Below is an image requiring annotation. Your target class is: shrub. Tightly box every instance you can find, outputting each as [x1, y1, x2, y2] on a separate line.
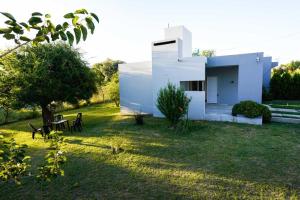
[232, 100, 271, 123]
[260, 105, 272, 123]
[0, 135, 31, 185]
[156, 82, 191, 127]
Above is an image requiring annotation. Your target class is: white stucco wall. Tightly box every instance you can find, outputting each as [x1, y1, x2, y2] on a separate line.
[119, 61, 152, 114]
[152, 40, 207, 119]
[164, 26, 192, 58]
[185, 91, 206, 119]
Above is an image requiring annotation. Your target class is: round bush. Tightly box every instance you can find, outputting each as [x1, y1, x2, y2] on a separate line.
[232, 100, 271, 123]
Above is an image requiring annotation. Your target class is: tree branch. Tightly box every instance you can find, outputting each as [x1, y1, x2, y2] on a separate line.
[0, 41, 31, 59]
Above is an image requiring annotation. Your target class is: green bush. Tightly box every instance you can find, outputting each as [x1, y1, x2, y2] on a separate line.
[260, 105, 272, 123]
[232, 100, 271, 123]
[156, 83, 191, 127]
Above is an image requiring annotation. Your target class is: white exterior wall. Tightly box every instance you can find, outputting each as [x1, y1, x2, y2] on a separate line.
[119, 61, 152, 114]
[164, 26, 192, 58]
[152, 39, 207, 119]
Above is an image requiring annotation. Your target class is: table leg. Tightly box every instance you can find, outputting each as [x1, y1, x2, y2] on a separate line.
[67, 120, 70, 131]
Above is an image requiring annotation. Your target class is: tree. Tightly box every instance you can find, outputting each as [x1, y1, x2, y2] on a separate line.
[0, 9, 99, 59]
[92, 59, 124, 82]
[156, 83, 191, 128]
[192, 49, 215, 57]
[92, 64, 106, 101]
[5, 43, 97, 125]
[107, 73, 120, 107]
[0, 53, 17, 123]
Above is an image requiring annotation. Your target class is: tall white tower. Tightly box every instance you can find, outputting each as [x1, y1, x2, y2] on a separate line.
[164, 26, 192, 58]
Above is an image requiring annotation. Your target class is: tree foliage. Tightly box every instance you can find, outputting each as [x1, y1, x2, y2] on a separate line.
[92, 59, 124, 102]
[0, 135, 31, 185]
[37, 131, 66, 182]
[0, 53, 18, 123]
[0, 9, 99, 59]
[107, 73, 120, 107]
[270, 61, 300, 100]
[92, 58, 124, 83]
[192, 49, 215, 57]
[156, 83, 191, 127]
[3, 43, 97, 124]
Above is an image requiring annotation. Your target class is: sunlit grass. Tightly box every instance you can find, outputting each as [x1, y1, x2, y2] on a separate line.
[0, 102, 299, 199]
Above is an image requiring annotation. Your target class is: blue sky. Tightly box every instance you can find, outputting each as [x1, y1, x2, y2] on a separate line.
[1, 0, 300, 65]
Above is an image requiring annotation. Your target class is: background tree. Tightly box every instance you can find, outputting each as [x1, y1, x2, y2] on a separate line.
[5, 43, 97, 125]
[92, 58, 124, 101]
[192, 49, 216, 57]
[0, 53, 17, 123]
[107, 73, 120, 107]
[0, 9, 99, 59]
[270, 60, 300, 100]
[92, 58, 124, 82]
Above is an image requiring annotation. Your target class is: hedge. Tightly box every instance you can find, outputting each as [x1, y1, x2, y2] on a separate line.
[232, 100, 271, 123]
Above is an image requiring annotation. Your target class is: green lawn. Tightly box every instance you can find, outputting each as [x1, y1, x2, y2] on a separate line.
[0, 103, 300, 199]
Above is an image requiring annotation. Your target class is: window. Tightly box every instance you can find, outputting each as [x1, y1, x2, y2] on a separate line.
[153, 40, 176, 46]
[180, 81, 204, 91]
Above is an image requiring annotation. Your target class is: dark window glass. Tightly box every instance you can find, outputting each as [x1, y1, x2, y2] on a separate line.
[153, 40, 176, 46]
[180, 81, 204, 91]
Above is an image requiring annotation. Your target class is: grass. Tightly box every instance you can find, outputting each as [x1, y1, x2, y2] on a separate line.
[0, 102, 300, 199]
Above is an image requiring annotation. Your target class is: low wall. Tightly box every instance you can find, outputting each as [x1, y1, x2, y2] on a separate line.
[205, 113, 262, 125]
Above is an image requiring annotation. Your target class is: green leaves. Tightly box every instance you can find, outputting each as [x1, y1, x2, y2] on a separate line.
[90, 13, 99, 23]
[0, 28, 12, 34]
[85, 17, 95, 34]
[0, 12, 16, 22]
[66, 31, 74, 45]
[74, 9, 88, 14]
[12, 26, 24, 34]
[20, 36, 31, 42]
[64, 13, 75, 19]
[59, 31, 67, 41]
[0, 9, 99, 56]
[80, 25, 87, 41]
[74, 28, 81, 44]
[63, 22, 69, 29]
[32, 12, 43, 16]
[28, 16, 42, 25]
[20, 22, 30, 31]
[3, 33, 15, 40]
[72, 16, 79, 26]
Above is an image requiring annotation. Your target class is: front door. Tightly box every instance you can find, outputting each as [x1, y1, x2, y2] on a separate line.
[207, 76, 218, 103]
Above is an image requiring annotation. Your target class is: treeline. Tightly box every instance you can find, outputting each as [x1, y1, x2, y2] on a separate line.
[269, 61, 300, 100]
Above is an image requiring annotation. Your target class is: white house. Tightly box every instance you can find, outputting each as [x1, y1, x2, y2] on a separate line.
[119, 26, 278, 125]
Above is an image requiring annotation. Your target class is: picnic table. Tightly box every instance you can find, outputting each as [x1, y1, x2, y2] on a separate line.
[51, 119, 70, 131]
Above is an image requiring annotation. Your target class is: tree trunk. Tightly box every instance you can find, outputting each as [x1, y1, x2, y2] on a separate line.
[41, 105, 54, 125]
[4, 108, 9, 124]
[99, 87, 105, 102]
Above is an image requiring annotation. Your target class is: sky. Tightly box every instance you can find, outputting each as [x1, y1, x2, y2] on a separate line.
[1, 0, 300, 65]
